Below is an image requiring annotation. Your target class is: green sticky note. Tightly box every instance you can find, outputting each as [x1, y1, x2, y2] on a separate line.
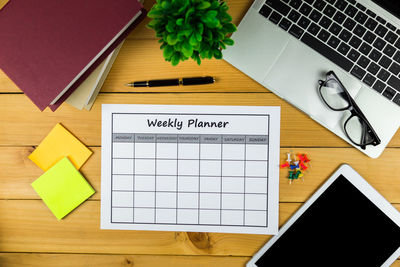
[31, 157, 95, 220]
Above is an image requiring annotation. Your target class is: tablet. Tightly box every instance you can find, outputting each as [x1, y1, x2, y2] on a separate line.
[247, 164, 400, 267]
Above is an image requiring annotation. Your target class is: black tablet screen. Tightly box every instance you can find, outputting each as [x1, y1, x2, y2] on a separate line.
[256, 175, 400, 267]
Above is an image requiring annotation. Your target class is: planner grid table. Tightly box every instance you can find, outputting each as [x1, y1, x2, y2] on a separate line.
[111, 132, 269, 227]
[101, 105, 280, 234]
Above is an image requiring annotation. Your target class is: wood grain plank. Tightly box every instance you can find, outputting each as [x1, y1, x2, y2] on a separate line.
[2, 147, 400, 204]
[0, 200, 399, 257]
[0, 200, 299, 255]
[0, 253, 250, 267]
[0, 254, 399, 267]
[4, 93, 400, 148]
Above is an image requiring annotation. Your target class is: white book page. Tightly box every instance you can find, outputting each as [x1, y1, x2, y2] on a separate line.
[101, 104, 280, 234]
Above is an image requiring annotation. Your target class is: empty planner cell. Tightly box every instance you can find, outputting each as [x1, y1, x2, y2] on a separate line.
[134, 192, 155, 207]
[112, 191, 133, 207]
[199, 193, 221, 209]
[245, 161, 268, 177]
[245, 210, 267, 226]
[112, 208, 133, 223]
[245, 194, 267, 210]
[221, 210, 243, 225]
[156, 192, 176, 208]
[178, 193, 198, 208]
[113, 143, 134, 158]
[112, 175, 133, 191]
[134, 175, 155, 191]
[246, 144, 268, 160]
[113, 159, 134, 175]
[156, 209, 176, 223]
[199, 210, 220, 225]
[177, 209, 198, 224]
[222, 194, 244, 210]
[134, 208, 155, 223]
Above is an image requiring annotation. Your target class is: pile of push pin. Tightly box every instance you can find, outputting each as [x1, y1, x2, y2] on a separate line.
[280, 153, 311, 184]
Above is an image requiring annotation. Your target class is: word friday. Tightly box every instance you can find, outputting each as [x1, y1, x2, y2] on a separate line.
[147, 118, 229, 130]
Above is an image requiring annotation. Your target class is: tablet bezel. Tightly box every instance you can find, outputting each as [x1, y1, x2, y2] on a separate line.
[247, 164, 400, 267]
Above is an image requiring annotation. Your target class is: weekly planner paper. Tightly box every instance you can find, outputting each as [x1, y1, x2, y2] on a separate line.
[101, 104, 280, 234]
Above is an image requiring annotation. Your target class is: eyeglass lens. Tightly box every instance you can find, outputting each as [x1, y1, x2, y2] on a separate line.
[320, 79, 350, 110]
[345, 115, 375, 146]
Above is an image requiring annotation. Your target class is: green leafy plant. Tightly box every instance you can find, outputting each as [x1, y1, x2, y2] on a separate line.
[147, 0, 237, 65]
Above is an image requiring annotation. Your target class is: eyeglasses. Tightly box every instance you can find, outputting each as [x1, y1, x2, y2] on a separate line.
[318, 71, 381, 150]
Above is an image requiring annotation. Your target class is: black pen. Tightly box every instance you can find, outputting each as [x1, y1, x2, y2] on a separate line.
[124, 76, 215, 87]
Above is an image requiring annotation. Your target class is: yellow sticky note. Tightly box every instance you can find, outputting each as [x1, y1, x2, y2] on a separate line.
[31, 157, 95, 220]
[29, 123, 92, 171]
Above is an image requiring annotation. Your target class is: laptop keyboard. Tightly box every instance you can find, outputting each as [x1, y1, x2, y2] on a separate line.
[259, 0, 400, 107]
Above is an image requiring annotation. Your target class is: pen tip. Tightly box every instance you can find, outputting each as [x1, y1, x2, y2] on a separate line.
[124, 83, 131, 87]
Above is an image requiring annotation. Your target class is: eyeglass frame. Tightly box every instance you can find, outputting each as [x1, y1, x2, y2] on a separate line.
[318, 71, 381, 150]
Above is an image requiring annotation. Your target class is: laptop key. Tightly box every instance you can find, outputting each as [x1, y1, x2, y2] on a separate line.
[269, 11, 282, 24]
[369, 49, 382, 62]
[373, 37, 386, 51]
[334, 0, 347, 11]
[289, 0, 302, 9]
[393, 94, 400, 106]
[298, 16, 311, 29]
[301, 33, 354, 71]
[377, 69, 390, 82]
[389, 62, 400, 75]
[393, 51, 400, 63]
[351, 65, 366, 80]
[347, 49, 360, 62]
[288, 24, 304, 38]
[338, 42, 351, 55]
[265, 0, 291, 16]
[353, 25, 366, 38]
[354, 11, 368, 24]
[327, 36, 340, 48]
[349, 36, 362, 49]
[329, 22, 342, 35]
[376, 16, 386, 25]
[379, 55, 392, 69]
[366, 9, 376, 18]
[323, 5, 336, 18]
[325, 0, 335, 4]
[308, 22, 321, 35]
[373, 80, 386, 93]
[259, 5, 273, 18]
[383, 87, 396, 100]
[384, 31, 398, 44]
[356, 3, 366, 12]
[357, 55, 370, 68]
[363, 31, 376, 44]
[333, 11, 346, 24]
[299, 3, 312, 16]
[367, 62, 380, 75]
[375, 25, 388, 38]
[310, 10, 323, 23]
[288, 10, 301, 23]
[344, 5, 357, 17]
[359, 43, 372, 56]
[318, 29, 331, 42]
[363, 73, 376, 87]
[313, 0, 326, 11]
[279, 18, 292, 31]
[339, 29, 351, 42]
[319, 16, 332, 29]
[387, 22, 396, 32]
[388, 75, 400, 92]
[343, 18, 356, 31]
[365, 18, 378, 31]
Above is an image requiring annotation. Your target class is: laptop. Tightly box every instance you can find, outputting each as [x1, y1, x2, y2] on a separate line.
[224, 0, 400, 158]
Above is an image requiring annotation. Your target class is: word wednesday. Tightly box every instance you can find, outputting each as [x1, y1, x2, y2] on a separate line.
[147, 118, 229, 130]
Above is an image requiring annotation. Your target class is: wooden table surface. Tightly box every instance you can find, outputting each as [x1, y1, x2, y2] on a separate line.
[1, 0, 400, 266]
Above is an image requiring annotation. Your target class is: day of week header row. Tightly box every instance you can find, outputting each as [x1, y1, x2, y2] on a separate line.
[113, 134, 268, 144]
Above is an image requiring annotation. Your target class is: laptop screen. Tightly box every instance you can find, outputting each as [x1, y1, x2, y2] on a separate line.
[255, 175, 400, 266]
[372, 0, 400, 19]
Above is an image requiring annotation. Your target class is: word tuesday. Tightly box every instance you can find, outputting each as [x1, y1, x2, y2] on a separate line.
[147, 118, 229, 130]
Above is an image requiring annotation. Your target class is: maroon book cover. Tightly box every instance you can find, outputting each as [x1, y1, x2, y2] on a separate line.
[0, 0, 143, 111]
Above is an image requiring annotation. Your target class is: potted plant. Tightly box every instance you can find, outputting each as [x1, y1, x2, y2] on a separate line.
[147, 0, 237, 65]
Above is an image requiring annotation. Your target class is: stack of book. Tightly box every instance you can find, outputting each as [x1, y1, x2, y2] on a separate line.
[0, 0, 146, 111]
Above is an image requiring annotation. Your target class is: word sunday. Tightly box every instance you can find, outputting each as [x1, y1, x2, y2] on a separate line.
[147, 118, 230, 130]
